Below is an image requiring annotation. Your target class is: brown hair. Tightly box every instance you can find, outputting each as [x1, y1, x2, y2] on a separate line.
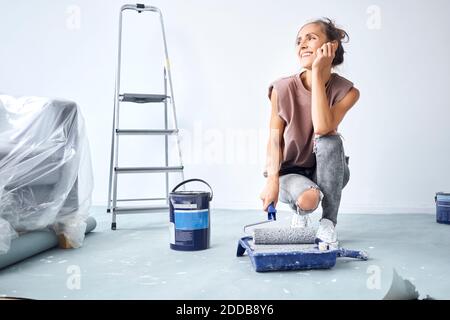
[303, 17, 349, 66]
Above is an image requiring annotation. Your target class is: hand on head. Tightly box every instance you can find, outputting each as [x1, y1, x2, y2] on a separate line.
[312, 41, 338, 72]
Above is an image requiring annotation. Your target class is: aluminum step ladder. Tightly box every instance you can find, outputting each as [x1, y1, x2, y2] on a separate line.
[107, 3, 184, 230]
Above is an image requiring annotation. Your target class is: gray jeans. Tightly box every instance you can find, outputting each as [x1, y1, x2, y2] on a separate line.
[279, 133, 350, 225]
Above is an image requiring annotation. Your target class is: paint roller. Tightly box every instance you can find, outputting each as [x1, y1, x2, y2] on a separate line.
[245, 202, 317, 245]
[253, 226, 317, 245]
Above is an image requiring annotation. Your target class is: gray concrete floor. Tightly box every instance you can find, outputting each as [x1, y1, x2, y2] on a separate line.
[0, 207, 449, 300]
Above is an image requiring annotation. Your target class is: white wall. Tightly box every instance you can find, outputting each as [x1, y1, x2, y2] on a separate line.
[1, 0, 449, 214]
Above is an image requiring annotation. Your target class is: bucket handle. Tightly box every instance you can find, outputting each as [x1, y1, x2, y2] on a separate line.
[171, 179, 213, 201]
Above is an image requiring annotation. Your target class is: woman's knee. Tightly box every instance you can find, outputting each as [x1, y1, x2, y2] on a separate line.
[296, 187, 321, 212]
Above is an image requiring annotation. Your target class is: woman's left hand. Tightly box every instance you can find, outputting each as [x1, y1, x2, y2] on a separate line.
[312, 41, 337, 75]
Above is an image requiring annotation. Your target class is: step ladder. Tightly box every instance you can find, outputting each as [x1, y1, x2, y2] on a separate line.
[107, 3, 185, 230]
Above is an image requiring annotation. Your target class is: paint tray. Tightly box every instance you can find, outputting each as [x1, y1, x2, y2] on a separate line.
[236, 236, 368, 272]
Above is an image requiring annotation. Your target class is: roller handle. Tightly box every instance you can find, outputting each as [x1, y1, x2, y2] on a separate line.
[267, 202, 277, 221]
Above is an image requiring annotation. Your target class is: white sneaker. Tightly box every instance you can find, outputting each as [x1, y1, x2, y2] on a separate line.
[291, 212, 311, 228]
[315, 218, 338, 248]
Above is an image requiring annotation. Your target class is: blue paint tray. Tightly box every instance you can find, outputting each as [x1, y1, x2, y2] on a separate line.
[236, 236, 368, 272]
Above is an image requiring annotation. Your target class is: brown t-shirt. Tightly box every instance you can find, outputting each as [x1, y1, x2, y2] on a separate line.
[268, 71, 354, 175]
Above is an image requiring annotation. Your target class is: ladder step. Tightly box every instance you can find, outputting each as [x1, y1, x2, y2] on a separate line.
[113, 205, 170, 214]
[120, 93, 169, 103]
[116, 129, 178, 135]
[115, 166, 184, 174]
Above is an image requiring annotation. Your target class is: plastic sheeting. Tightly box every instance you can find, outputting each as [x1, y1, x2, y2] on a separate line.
[0, 95, 93, 254]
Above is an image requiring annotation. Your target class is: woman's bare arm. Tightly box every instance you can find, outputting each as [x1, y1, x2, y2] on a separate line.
[311, 70, 360, 135]
[260, 89, 285, 210]
[265, 89, 285, 178]
[311, 42, 360, 135]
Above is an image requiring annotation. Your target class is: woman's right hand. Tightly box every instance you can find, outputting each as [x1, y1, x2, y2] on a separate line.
[259, 177, 279, 211]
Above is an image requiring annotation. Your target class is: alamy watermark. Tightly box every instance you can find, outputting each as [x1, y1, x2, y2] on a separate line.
[178, 122, 269, 167]
[66, 265, 81, 290]
[367, 5, 382, 30]
[66, 5, 81, 31]
[366, 265, 381, 290]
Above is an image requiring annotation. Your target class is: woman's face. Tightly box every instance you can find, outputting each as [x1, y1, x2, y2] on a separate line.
[296, 23, 328, 69]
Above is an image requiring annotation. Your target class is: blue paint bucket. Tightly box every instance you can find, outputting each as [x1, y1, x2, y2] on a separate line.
[169, 179, 213, 251]
[435, 192, 450, 224]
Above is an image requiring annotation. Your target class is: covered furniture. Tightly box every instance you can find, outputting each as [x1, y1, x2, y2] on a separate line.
[0, 95, 93, 254]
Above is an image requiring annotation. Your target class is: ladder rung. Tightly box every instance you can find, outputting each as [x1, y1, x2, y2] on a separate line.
[119, 93, 169, 103]
[117, 197, 167, 202]
[113, 205, 169, 214]
[115, 166, 184, 174]
[116, 129, 178, 135]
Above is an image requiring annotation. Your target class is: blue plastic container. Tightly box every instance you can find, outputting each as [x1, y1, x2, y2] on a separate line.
[169, 179, 213, 251]
[436, 192, 450, 224]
